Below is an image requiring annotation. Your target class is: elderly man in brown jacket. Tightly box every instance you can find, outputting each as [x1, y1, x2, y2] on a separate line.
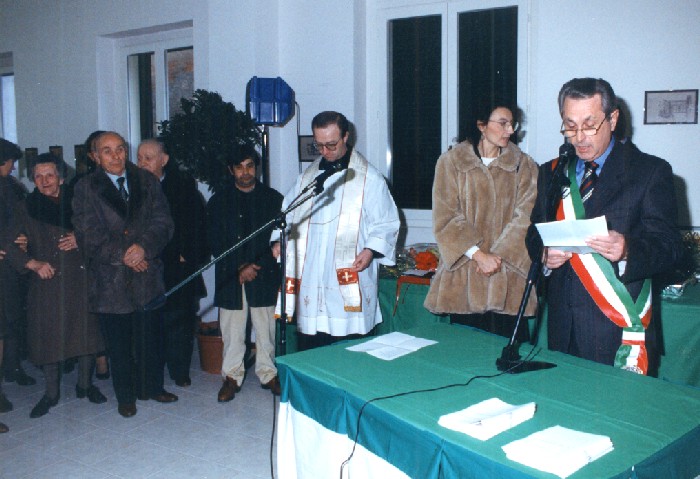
[72, 131, 175, 418]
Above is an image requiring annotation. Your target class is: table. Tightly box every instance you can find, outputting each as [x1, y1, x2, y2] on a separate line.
[658, 283, 700, 387]
[276, 323, 700, 479]
[376, 275, 448, 334]
[378, 277, 700, 388]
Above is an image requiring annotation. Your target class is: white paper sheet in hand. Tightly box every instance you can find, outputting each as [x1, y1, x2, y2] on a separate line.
[438, 398, 536, 441]
[535, 215, 608, 254]
[502, 425, 614, 478]
[346, 332, 437, 360]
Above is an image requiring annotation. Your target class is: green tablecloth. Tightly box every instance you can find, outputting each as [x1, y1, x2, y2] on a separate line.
[377, 277, 700, 388]
[658, 283, 700, 387]
[278, 323, 700, 479]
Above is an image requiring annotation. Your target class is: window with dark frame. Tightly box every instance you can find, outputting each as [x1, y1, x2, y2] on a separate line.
[127, 46, 193, 143]
[458, 7, 518, 143]
[389, 15, 442, 210]
[389, 6, 518, 211]
[128, 52, 156, 141]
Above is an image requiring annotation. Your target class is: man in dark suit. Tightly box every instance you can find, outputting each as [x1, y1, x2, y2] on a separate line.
[0, 138, 27, 433]
[72, 131, 176, 418]
[0, 140, 35, 388]
[207, 146, 283, 401]
[526, 78, 684, 375]
[137, 138, 208, 387]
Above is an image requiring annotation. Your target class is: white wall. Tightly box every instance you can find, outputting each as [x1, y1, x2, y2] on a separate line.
[1, 0, 699, 319]
[527, 0, 700, 228]
[0, 0, 208, 162]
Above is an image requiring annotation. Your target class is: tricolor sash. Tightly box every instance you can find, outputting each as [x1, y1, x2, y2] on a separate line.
[552, 159, 652, 374]
[276, 151, 368, 319]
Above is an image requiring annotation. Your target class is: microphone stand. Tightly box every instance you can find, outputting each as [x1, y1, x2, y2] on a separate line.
[144, 168, 339, 358]
[496, 143, 574, 374]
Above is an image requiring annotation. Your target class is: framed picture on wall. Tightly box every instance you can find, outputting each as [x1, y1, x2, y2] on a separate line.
[644, 89, 698, 124]
[298, 135, 319, 162]
[49, 145, 64, 159]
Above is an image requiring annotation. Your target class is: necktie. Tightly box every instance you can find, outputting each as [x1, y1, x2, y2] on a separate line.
[579, 161, 598, 203]
[117, 177, 129, 203]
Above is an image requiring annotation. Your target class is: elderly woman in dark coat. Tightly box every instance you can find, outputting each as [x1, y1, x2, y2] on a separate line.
[18, 153, 106, 418]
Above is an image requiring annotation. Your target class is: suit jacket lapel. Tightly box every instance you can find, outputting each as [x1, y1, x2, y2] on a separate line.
[94, 169, 128, 218]
[125, 164, 143, 219]
[585, 141, 626, 218]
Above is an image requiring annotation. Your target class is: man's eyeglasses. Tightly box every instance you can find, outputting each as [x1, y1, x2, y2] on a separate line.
[313, 139, 342, 152]
[560, 117, 608, 138]
[488, 120, 519, 132]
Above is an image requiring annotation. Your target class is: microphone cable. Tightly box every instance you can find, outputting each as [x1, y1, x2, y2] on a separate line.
[338, 345, 546, 478]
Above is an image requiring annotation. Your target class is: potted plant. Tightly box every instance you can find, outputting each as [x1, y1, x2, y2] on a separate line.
[159, 90, 261, 373]
[159, 89, 261, 193]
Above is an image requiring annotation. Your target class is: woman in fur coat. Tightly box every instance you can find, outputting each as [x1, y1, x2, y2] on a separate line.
[424, 100, 538, 341]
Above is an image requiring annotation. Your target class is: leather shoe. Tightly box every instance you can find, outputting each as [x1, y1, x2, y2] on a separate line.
[262, 376, 281, 396]
[151, 390, 178, 403]
[217, 377, 240, 402]
[0, 393, 13, 413]
[5, 367, 37, 386]
[0, 421, 7, 434]
[76, 385, 107, 404]
[118, 402, 137, 418]
[30, 395, 59, 418]
[175, 377, 191, 387]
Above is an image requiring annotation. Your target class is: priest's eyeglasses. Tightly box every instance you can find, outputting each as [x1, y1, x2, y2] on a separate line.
[560, 118, 608, 138]
[488, 120, 520, 132]
[313, 139, 341, 151]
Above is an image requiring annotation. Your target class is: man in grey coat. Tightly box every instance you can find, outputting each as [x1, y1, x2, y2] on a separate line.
[72, 132, 176, 418]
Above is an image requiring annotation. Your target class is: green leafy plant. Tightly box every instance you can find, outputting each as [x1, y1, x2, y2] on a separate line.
[159, 89, 261, 193]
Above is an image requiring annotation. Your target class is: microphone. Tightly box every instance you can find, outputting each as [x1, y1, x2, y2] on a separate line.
[313, 161, 345, 194]
[554, 141, 575, 194]
[559, 141, 576, 161]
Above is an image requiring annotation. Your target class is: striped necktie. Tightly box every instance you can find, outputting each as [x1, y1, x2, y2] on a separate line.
[579, 161, 598, 203]
[117, 177, 129, 203]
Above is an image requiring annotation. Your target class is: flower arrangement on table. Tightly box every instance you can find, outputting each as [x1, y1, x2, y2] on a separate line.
[380, 243, 440, 279]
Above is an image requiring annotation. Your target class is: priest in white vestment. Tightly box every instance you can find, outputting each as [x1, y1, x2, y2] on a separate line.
[273, 111, 400, 349]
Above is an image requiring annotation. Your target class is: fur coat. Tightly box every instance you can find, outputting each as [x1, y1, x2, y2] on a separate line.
[72, 163, 173, 313]
[21, 186, 104, 364]
[424, 141, 538, 316]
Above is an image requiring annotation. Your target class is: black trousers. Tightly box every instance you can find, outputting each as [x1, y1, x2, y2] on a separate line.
[449, 312, 531, 343]
[160, 305, 197, 382]
[296, 330, 371, 352]
[1, 263, 27, 371]
[99, 311, 163, 404]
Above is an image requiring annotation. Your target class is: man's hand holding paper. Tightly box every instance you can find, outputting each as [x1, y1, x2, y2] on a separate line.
[536, 216, 626, 268]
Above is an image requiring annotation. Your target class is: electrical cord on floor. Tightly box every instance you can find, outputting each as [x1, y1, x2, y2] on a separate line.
[338, 346, 544, 478]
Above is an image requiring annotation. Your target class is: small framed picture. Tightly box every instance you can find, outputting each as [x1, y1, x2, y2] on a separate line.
[74, 144, 89, 175]
[49, 145, 64, 160]
[644, 89, 698, 124]
[23, 147, 38, 179]
[298, 135, 319, 162]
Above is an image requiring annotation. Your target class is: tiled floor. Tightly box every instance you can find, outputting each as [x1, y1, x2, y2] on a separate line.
[0, 354, 279, 479]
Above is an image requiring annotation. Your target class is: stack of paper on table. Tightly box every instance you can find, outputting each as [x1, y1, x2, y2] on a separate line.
[345, 332, 437, 360]
[502, 425, 614, 478]
[438, 398, 536, 440]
